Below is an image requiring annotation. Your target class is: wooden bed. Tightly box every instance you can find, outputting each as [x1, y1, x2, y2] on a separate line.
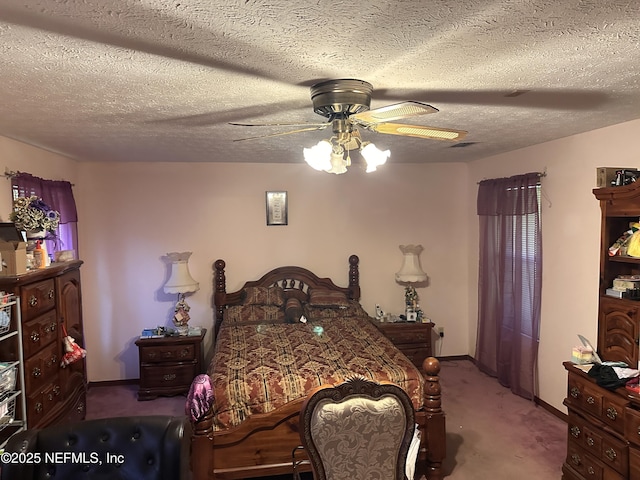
[190, 254, 446, 480]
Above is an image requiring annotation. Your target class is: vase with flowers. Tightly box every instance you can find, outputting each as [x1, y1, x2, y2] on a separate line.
[9, 195, 60, 242]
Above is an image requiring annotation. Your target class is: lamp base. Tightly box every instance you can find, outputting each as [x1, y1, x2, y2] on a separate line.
[175, 324, 189, 336]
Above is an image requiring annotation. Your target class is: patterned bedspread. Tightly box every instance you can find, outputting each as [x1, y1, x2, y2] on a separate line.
[211, 315, 425, 431]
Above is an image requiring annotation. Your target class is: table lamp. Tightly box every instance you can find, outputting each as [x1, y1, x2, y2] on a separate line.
[395, 244, 427, 322]
[164, 252, 199, 335]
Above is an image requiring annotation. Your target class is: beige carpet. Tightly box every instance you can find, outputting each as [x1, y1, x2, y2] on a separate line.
[86, 358, 567, 479]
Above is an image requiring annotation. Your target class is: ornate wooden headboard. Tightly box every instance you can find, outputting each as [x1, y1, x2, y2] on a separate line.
[213, 254, 361, 339]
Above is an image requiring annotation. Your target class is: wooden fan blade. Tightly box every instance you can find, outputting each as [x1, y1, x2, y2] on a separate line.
[229, 121, 329, 127]
[370, 123, 467, 141]
[351, 101, 438, 124]
[232, 125, 329, 142]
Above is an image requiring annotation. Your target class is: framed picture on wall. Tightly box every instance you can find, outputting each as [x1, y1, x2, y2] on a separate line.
[266, 191, 288, 226]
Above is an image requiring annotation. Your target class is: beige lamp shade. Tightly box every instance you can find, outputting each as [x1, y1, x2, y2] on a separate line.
[164, 252, 199, 294]
[395, 244, 427, 283]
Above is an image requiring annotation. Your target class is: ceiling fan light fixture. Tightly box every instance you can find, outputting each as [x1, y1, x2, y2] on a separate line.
[303, 140, 332, 171]
[361, 142, 390, 173]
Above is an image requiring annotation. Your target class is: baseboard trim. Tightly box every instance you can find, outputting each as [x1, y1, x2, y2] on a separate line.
[534, 396, 567, 423]
[88, 379, 138, 389]
[438, 355, 567, 423]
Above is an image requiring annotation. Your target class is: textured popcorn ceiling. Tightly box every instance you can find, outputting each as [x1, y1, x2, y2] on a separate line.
[0, 0, 639, 165]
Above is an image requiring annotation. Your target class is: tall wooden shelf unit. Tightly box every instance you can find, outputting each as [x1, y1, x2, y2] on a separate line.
[0, 261, 86, 429]
[562, 182, 640, 480]
[593, 183, 640, 366]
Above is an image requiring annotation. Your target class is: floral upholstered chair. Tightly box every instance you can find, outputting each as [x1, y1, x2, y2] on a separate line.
[295, 377, 416, 480]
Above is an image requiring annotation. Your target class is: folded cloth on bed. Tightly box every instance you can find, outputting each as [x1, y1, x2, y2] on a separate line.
[186, 374, 214, 423]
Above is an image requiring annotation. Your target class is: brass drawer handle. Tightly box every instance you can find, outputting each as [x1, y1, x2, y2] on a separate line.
[32, 367, 41, 377]
[179, 348, 189, 358]
[48, 289, 54, 299]
[147, 352, 157, 359]
[606, 407, 618, 420]
[29, 295, 38, 307]
[587, 396, 595, 405]
[587, 466, 595, 475]
[570, 387, 580, 398]
[35, 402, 43, 413]
[163, 373, 177, 382]
[53, 385, 61, 396]
[570, 426, 580, 438]
[606, 448, 617, 461]
[77, 401, 85, 413]
[571, 453, 581, 466]
[30, 332, 40, 343]
[586, 436, 594, 447]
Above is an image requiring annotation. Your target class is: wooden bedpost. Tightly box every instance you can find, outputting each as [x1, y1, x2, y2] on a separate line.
[191, 409, 215, 480]
[348, 254, 361, 301]
[214, 259, 227, 341]
[421, 357, 445, 480]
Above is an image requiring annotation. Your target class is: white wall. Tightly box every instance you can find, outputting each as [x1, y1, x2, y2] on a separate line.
[75, 161, 470, 381]
[7, 117, 640, 413]
[467, 118, 640, 411]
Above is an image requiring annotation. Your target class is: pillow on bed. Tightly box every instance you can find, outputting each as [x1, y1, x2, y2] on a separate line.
[303, 300, 370, 320]
[284, 297, 304, 323]
[242, 286, 285, 306]
[308, 288, 350, 308]
[224, 304, 285, 324]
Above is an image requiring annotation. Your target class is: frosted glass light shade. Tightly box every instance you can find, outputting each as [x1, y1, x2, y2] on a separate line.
[303, 140, 332, 171]
[361, 142, 390, 173]
[395, 244, 427, 283]
[164, 252, 199, 294]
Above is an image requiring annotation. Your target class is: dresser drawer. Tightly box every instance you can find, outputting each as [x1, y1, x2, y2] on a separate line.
[568, 411, 628, 476]
[567, 371, 629, 435]
[630, 447, 640, 480]
[22, 310, 58, 357]
[27, 380, 63, 427]
[25, 343, 60, 393]
[21, 279, 56, 321]
[566, 441, 605, 480]
[139, 343, 195, 363]
[139, 363, 196, 389]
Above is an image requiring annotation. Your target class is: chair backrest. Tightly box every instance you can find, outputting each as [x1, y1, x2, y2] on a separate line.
[0, 415, 191, 480]
[299, 377, 415, 480]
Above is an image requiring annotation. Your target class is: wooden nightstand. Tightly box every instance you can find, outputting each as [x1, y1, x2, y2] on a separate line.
[135, 330, 206, 401]
[374, 321, 434, 369]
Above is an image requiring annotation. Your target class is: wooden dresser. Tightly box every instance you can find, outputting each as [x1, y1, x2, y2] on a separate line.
[563, 362, 636, 479]
[374, 321, 434, 369]
[0, 261, 86, 428]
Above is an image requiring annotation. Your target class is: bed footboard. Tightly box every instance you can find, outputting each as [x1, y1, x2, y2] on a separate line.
[191, 356, 445, 480]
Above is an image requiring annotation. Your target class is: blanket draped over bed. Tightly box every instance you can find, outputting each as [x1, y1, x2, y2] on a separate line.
[190, 255, 445, 480]
[212, 315, 424, 431]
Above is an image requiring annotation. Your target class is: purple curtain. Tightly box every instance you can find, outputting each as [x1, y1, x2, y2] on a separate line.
[475, 172, 542, 400]
[12, 173, 78, 255]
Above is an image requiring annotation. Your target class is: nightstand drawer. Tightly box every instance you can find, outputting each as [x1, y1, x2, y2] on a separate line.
[398, 347, 429, 370]
[382, 328, 429, 345]
[139, 343, 195, 363]
[139, 363, 196, 389]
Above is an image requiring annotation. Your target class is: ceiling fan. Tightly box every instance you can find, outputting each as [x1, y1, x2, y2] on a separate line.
[230, 79, 468, 174]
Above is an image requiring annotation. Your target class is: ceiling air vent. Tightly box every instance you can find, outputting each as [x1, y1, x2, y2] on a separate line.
[449, 142, 477, 148]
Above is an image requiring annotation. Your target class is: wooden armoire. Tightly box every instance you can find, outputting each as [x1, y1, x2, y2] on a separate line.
[0, 260, 86, 428]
